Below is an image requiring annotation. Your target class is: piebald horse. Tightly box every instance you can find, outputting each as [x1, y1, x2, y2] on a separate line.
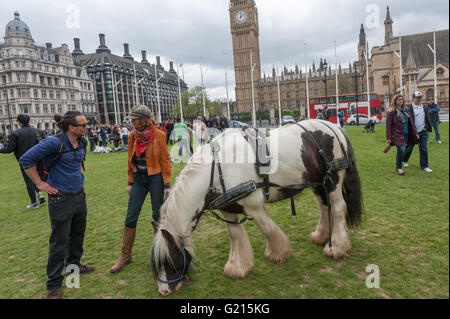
[150, 120, 363, 296]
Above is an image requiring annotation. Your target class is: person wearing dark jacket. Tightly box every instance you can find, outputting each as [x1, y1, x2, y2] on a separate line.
[386, 94, 419, 175]
[0, 114, 45, 208]
[403, 91, 433, 173]
[427, 97, 442, 144]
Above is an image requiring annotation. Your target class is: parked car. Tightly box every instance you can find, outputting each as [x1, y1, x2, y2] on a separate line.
[282, 115, 296, 126]
[229, 120, 249, 129]
[346, 114, 379, 125]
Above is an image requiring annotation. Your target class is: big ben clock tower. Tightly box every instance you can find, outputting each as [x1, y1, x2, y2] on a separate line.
[229, 0, 261, 114]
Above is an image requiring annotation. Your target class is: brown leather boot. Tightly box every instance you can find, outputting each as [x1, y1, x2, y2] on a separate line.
[47, 288, 62, 299]
[110, 227, 136, 274]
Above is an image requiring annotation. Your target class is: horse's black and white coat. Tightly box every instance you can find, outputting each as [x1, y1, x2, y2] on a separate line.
[150, 120, 363, 295]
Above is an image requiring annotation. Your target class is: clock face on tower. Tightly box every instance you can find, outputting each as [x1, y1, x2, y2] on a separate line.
[235, 10, 248, 24]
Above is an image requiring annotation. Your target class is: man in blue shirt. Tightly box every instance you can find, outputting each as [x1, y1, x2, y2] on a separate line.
[20, 111, 94, 299]
[427, 97, 442, 144]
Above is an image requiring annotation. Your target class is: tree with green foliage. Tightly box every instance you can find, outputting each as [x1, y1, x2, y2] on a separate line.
[172, 86, 213, 120]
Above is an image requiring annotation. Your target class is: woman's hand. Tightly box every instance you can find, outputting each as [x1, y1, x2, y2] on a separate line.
[127, 185, 133, 196]
[164, 188, 171, 198]
[386, 140, 391, 144]
[416, 135, 419, 140]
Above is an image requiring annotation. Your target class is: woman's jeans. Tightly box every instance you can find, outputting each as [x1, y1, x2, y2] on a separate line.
[395, 135, 408, 170]
[125, 173, 164, 228]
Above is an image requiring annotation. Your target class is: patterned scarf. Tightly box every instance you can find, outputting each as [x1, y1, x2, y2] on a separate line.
[396, 106, 409, 124]
[134, 126, 156, 157]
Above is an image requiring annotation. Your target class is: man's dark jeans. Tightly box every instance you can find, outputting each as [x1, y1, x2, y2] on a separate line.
[125, 173, 164, 228]
[404, 130, 429, 169]
[19, 165, 39, 204]
[432, 121, 441, 142]
[47, 191, 87, 290]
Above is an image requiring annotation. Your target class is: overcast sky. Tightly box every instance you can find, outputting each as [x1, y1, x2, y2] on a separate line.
[1, 0, 448, 100]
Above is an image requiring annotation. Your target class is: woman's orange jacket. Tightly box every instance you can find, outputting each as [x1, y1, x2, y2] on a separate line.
[127, 129, 171, 186]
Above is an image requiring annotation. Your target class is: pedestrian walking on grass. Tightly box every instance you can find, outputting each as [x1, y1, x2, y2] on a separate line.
[110, 105, 171, 274]
[19, 111, 94, 299]
[173, 118, 191, 160]
[403, 91, 434, 173]
[0, 114, 46, 209]
[427, 97, 442, 144]
[386, 94, 419, 176]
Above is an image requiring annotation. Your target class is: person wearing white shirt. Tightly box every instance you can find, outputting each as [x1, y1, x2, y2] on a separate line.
[121, 125, 129, 146]
[403, 91, 433, 173]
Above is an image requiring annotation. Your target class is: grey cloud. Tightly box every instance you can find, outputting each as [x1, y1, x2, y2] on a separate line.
[0, 0, 448, 101]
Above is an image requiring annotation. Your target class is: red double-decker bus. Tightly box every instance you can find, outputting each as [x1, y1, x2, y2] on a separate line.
[309, 93, 383, 124]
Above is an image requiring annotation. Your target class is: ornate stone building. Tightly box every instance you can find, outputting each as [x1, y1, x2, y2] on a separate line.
[229, 0, 364, 117]
[0, 12, 97, 134]
[368, 7, 449, 107]
[73, 34, 188, 124]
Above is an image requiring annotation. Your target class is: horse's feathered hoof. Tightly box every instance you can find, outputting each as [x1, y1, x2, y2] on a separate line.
[322, 243, 351, 259]
[310, 231, 330, 246]
[224, 259, 254, 279]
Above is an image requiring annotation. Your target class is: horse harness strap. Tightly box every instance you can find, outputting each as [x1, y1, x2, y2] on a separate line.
[157, 235, 188, 285]
[202, 122, 349, 250]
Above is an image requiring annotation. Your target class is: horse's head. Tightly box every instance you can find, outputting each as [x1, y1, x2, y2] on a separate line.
[150, 221, 193, 296]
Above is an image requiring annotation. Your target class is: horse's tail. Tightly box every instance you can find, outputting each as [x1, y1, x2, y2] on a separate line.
[341, 129, 363, 227]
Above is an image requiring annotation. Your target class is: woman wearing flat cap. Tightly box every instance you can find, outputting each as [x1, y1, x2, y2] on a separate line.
[110, 105, 171, 274]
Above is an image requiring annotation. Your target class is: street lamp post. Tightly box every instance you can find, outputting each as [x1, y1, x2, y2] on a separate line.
[154, 62, 164, 123]
[6, 94, 13, 134]
[427, 28, 438, 104]
[111, 68, 123, 125]
[323, 59, 329, 116]
[250, 49, 257, 127]
[354, 65, 360, 126]
[176, 62, 184, 123]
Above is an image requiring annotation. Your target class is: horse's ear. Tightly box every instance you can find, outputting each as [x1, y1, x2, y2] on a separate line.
[151, 220, 159, 233]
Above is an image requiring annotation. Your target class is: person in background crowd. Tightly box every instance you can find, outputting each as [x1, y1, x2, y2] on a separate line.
[100, 125, 107, 147]
[165, 119, 175, 145]
[110, 106, 171, 274]
[186, 122, 194, 155]
[112, 125, 121, 148]
[403, 91, 433, 173]
[427, 97, 442, 144]
[323, 107, 330, 121]
[19, 111, 94, 299]
[1, 114, 46, 209]
[386, 94, 419, 176]
[220, 115, 229, 130]
[317, 110, 324, 120]
[173, 118, 190, 160]
[87, 127, 95, 152]
[121, 125, 129, 146]
[337, 110, 345, 127]
[215, 115, 222, 131]
[194, 116, 207, 145]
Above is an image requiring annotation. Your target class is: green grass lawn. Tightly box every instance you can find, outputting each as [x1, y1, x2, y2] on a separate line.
[0, 123, 448, 299]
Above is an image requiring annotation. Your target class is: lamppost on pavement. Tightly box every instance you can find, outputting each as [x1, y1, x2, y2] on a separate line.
[154, 62, 164, 123]
[323, 59, 329, 117]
